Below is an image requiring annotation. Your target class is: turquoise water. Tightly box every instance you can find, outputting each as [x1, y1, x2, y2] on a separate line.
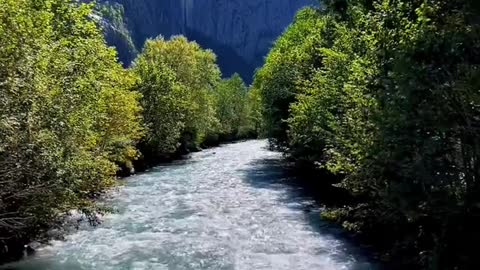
[3, 140, 377, 270]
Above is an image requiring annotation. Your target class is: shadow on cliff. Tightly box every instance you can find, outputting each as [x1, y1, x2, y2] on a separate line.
[186, 29, 255, 84]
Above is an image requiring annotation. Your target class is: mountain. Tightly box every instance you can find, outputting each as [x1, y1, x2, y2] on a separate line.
[97, 0, 316, 83]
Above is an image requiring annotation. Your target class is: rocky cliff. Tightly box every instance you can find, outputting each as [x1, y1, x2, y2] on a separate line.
[100, 0, 316, 82]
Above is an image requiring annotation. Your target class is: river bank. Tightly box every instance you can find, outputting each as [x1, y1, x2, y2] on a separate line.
[0, 137, 255, 265]
[2, 140, 379, 270]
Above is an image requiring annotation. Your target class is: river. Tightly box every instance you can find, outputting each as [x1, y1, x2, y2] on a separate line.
[3, 140, 378, 270]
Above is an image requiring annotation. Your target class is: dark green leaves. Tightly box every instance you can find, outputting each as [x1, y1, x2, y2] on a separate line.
[255, 1, 480, 268]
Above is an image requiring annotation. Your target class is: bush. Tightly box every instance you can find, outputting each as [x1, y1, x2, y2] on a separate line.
[255, 1, 480, 268]
[0, 0, 143, 259]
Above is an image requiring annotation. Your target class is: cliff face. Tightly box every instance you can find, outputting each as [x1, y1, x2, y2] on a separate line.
[103, 0, 315, 82]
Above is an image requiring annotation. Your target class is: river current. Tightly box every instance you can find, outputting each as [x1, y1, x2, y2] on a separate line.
[4, 140, 377, 270]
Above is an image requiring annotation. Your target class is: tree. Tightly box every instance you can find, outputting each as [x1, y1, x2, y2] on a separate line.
[214, 74, 249, 139]
[0, 0, 143, 259]
[256, 0, 480, 268]
[132, 36, 221, 158]
[253, 7, 329, 148]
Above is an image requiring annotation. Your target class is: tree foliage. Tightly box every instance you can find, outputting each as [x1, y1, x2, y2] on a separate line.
[0, 0, 143, 259]
[253, 8, 329, 148]
[214, 73, 250, 139]
[0, 0, 266, 263]
[255, 0, 480, 268]
[133, 36, 261, 163]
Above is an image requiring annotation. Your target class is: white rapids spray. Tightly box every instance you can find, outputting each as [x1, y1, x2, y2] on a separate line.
[3, 140, 377, 270]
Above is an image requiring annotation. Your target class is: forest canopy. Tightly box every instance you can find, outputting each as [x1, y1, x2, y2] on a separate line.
[0, 0, 260, 261]
[132, 36, 262, 165]
[3, 0, 479, 268]
[254, 0, 480, 269]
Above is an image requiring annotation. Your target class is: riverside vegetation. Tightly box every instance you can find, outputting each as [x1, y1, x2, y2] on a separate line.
[2, 0, 479, 269]
[0, 0, 261, 261]
[254, 0, 480, 269]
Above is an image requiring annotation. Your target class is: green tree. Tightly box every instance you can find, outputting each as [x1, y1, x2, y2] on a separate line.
[214, 74, 249, 139]
[0, 0, 143, 259]
[256, 0, 480, 268]
[133, 36, 221, 158]
[253, 7, 329, 148]
[243, 86, 264, 138]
